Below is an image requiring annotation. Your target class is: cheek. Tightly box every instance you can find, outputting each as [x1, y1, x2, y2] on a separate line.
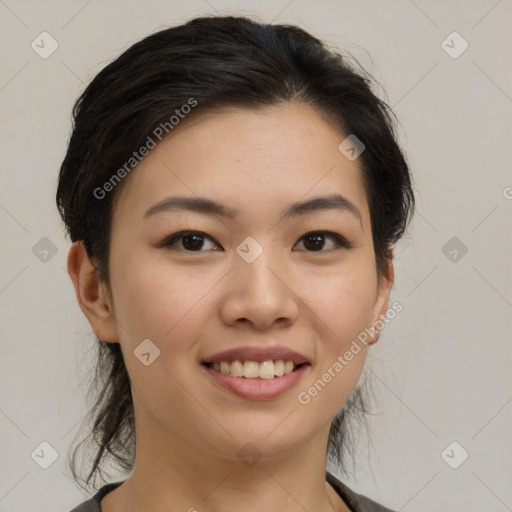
[303, 262, 377, 349]
[111, 259, 215, 420]
[111, 257, 218, 344]
[295, 268, 374, 422]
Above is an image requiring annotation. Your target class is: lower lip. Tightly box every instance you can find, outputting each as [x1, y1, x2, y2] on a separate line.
[201, 364, 310, 400]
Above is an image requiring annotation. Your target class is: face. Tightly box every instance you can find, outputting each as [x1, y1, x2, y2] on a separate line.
[87, 101, 393, 462]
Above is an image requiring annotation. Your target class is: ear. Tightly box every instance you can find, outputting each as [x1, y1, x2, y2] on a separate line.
[367, 253, 395, 346]
[67, 241, 119, 343]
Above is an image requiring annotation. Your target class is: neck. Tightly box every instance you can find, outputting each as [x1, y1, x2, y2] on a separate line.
[102, 412, 345, 512]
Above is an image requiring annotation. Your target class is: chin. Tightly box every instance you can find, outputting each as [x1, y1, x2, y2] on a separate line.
[212, 411, 316, 459]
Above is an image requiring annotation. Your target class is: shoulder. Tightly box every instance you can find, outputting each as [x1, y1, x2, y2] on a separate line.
[68, 482, 124, 512]
[326, 471, 396, 512]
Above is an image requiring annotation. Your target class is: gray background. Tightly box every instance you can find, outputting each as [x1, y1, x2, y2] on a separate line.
[0, 1, 511, 511]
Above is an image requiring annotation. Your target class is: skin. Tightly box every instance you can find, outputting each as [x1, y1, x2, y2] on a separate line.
[68, 100, 394, 512]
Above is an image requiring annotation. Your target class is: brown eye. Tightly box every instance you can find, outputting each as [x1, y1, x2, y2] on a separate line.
[163, 231, 221, 252]
[294, 231, 352, 252]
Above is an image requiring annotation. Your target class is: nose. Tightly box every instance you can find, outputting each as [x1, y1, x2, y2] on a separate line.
[218, 248, 300, 331]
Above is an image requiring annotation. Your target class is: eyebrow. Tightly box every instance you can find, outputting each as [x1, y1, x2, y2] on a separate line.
[143, 193, 363, 227]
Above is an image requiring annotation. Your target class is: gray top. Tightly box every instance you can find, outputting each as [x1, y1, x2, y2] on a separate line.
[69, 471, 396, 512]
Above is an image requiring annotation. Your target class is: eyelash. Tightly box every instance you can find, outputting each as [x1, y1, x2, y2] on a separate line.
[161, 230, 353, 253]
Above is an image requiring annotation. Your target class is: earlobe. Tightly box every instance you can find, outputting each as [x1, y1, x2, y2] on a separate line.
[367, 257, 395, 346]
[67, 241, 119, 343]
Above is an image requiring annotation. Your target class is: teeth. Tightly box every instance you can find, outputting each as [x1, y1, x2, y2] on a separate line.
[231, 360, 244, 377]
[274, 360, 285, 376]
[243, 361, 259, 378]
[258, 360, 274, 380]
[208, 359, 301, 379]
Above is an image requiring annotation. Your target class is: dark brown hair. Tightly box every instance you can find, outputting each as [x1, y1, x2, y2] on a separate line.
[56, 14, 415, 491]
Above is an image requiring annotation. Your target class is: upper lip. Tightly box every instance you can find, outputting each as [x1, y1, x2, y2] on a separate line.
[202, 346, 310, 365]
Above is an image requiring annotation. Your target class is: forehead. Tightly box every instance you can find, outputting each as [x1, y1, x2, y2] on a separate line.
[111, 101, 369, 227]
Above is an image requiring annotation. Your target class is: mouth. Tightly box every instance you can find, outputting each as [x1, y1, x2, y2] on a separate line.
[200, 345, 311, 400]
[202, 360, 311, 380]
[200, 359, 311, 400]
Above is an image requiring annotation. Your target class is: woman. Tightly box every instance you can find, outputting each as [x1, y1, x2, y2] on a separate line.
[57, 14, 415, 512]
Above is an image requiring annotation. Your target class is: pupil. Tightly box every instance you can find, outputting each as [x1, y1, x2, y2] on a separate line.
[304, 234, 324, 251]
[183, 234, 203, 250]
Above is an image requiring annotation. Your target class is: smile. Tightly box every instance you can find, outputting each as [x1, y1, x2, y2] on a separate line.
[201, 360, 311, 400]
[203, 359, 308, 379]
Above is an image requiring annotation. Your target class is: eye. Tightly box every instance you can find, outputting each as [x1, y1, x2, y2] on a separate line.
[294, 231, 352, 252]
[162, 231, 221, 252]
[161, 230, 352, 253]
